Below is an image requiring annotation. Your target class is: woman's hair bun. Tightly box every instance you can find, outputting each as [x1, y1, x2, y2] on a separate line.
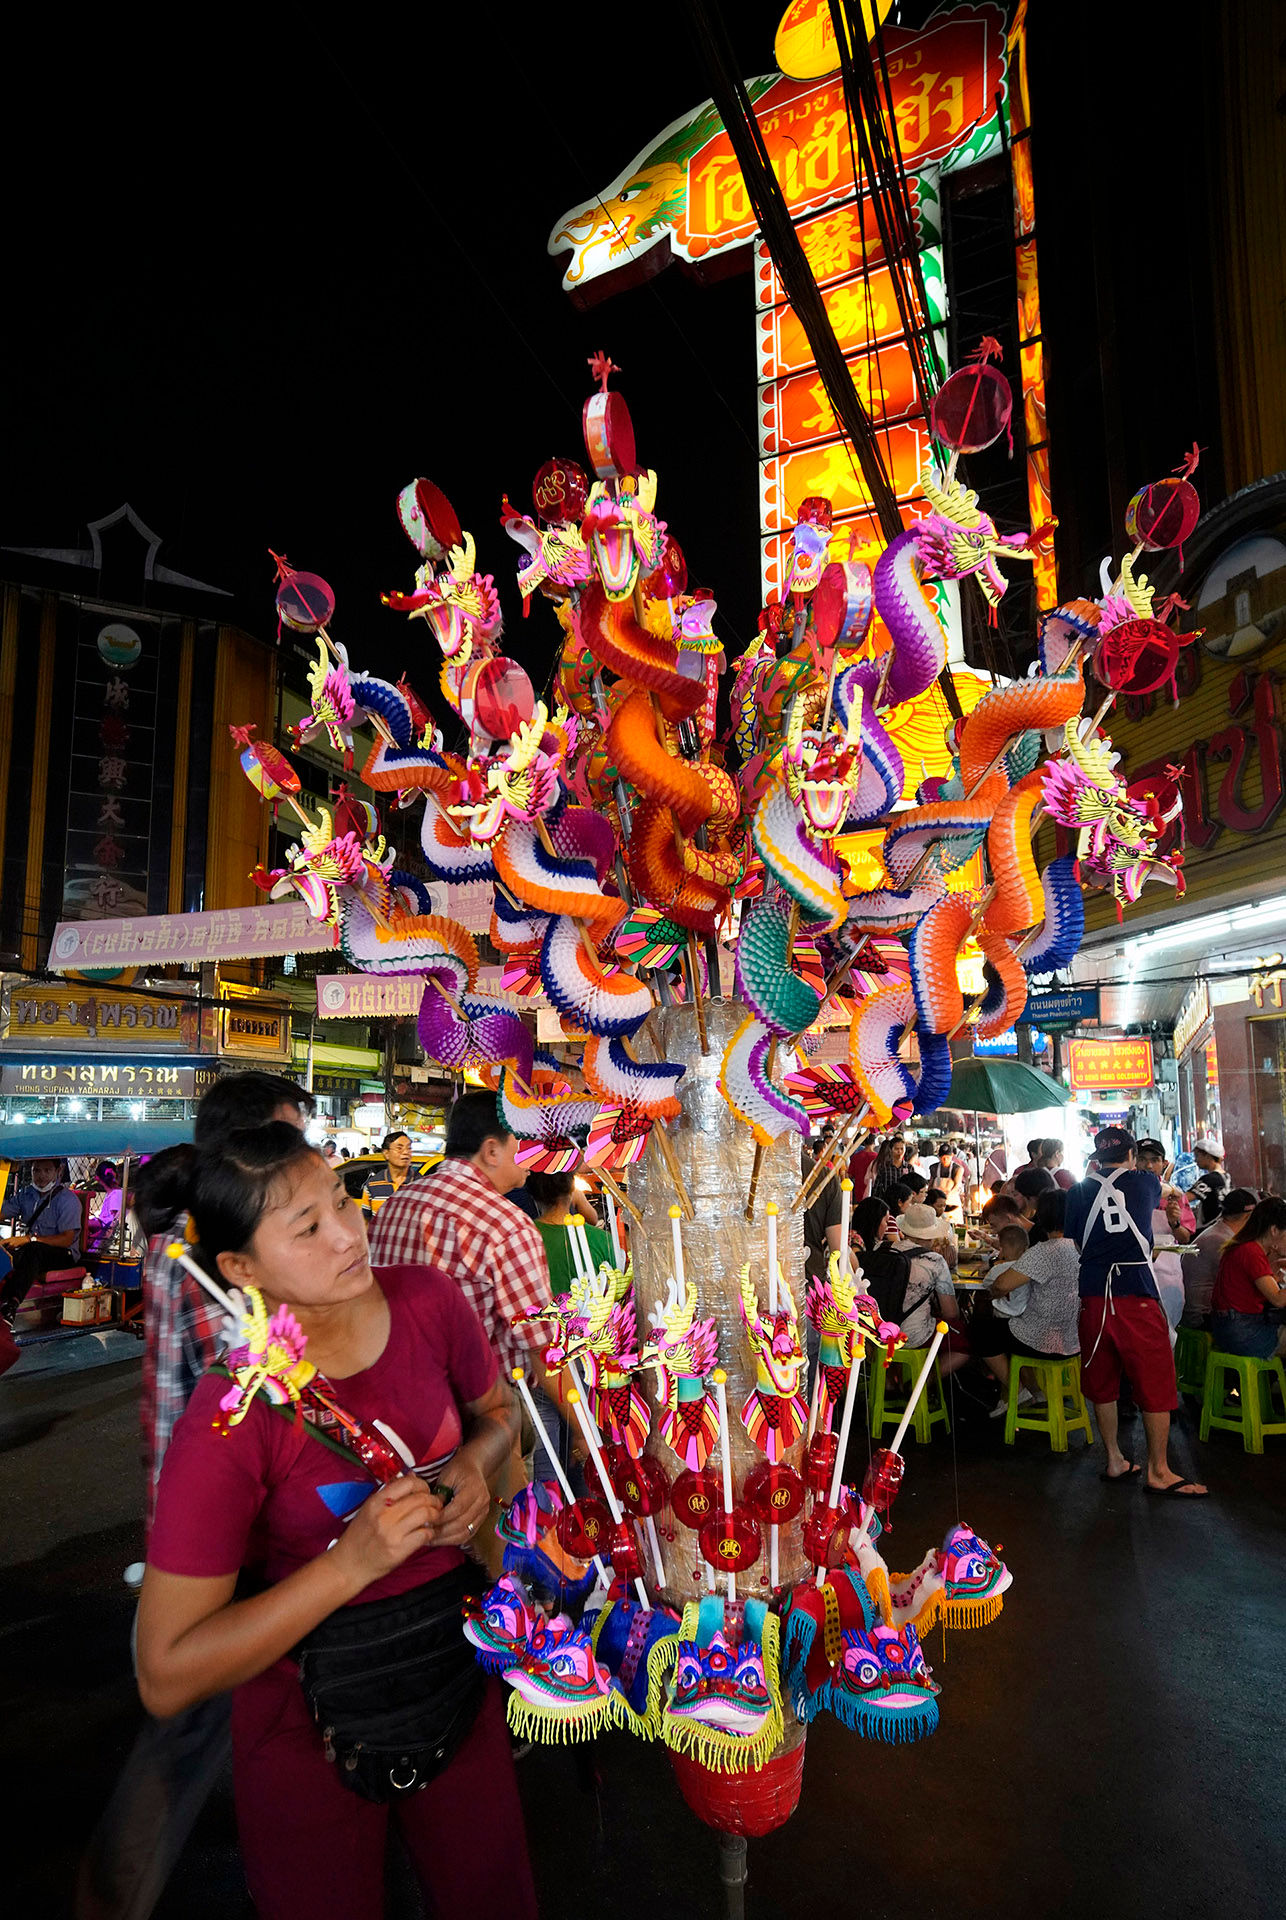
[134, 1143, 199, 1238]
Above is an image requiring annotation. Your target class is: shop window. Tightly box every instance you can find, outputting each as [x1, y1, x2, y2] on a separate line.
[1253, 1018, 1286, 1197]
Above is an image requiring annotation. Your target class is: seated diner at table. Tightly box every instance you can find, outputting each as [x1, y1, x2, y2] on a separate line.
[971, 1189, 1081, 1413]
[1209, 1196, 1286, 1359]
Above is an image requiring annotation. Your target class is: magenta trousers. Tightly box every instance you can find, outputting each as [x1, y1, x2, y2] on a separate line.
[231, 1667, 537, 1920]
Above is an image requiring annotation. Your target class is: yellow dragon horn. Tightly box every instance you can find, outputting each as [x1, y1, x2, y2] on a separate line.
[921, 465, 982, 529]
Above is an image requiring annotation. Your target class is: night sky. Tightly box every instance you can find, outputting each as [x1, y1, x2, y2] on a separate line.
[1, 3, 1220, 701]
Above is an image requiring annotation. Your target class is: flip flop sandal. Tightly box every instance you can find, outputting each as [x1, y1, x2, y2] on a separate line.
[1099, 1463, 1142, 1481]
[1145, 1477, 1209, 1497]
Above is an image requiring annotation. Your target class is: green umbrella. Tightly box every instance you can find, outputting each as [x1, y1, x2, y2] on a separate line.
[945, 1056, 1071, 1117]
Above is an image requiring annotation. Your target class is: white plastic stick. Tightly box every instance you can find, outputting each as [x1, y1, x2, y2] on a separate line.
[770, 1522, 780, 1590]
[806, 1361, 825, 1445]
[164, 1242, 239, 1319]
[566, 1387, 649, 1608]
[604, 1188, 624, 1269]
[511, 1367, 609, 1581]
[669, 1204, 685, 1291]
[855, 1322, 951, 1550]
[817, 1346, 864, 1587]
[571, 1218, 594, 1279]
[712, 1370, 736, 1603]
[766, 1201, 779, 1315]
[838, 1178, 853, 1277]
[566, 1220, 591, 1286]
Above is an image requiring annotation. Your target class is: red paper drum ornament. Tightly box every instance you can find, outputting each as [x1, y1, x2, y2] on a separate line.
[532, 457, 589, 525]
[930, 359, 1012, 454]
[1125, 476, 1200, 555]
[396, 477, 463, 560]
[462, 657, 536, 741]
[1091, 618, 1183, 697]
[671, 1465, 721, 1529]
[276, 569, 335, 635]
[698, 1506, 762, 1575]
[583, 385, 637, 480]
[555, 1495, 612, 1560]
[743, 1459, 805, 1526]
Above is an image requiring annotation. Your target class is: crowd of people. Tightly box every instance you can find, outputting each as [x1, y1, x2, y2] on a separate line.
[48, 1071, 1282, 1919]
[804, 1120, 1285, 1497]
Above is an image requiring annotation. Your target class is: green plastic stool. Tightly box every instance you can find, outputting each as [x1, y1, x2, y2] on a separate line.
[1003, 1354, 1092, 1451]
[867, 1345, 950, 1443]
[1175, 1326, 1213, 1397]
[1199, 1350, 1286, 1453]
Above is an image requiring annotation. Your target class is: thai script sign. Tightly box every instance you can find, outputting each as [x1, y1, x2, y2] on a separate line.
[48, 902, 338, 972]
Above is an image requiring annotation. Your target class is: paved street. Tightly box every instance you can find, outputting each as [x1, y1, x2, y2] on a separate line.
[5, 1355, 1285, 1920]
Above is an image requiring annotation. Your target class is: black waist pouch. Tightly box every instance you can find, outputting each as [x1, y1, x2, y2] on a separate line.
[296, 1562, 486, 1802]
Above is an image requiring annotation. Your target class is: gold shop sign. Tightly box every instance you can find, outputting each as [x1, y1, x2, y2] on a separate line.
[1249, 955, 1286, 1011]
[1173, 981, 1212, 1056]
[0, 977, 198, 1051]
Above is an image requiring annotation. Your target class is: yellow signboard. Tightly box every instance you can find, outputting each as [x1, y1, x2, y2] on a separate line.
[0, 977, 198, 1051]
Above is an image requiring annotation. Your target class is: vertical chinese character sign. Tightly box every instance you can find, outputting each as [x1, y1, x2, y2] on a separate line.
[550, 3, 1054, 610]
[63, 617, 159, 919]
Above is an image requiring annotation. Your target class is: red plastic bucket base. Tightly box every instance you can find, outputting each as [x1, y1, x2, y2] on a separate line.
[669, 1734, 806, 1837]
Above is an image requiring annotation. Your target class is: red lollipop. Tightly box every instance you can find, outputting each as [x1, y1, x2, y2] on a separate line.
[743, 1460, 805, 1526]
[555, 1495, 612, 1560]
[607, 1446, 671, 1517]
[671, 1465, 721, 1530]
[698, 1507, 762, 1576]
[862, 1446, 906, 1520]
[643, 534, 688, 603]
[803, 1431, 839, 1496]
[532, 457, 589, 526]
[802, 1501, 850, 1571]
[606, 1518, 643, 1583]
[931, 351, 1013, 454]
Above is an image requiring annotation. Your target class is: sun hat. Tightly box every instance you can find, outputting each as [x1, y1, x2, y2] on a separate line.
[899, 1203, 945, 1243]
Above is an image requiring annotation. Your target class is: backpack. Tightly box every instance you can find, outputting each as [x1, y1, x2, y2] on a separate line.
[858, 1243, 914, 1324]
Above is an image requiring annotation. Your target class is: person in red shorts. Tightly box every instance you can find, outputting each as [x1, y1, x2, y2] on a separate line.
[1064, 1125, 1208, 1497]
[135, 1123, 537, 1920]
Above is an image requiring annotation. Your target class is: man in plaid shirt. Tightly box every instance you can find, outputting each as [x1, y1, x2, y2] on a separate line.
[370, 1091, 553, 1382]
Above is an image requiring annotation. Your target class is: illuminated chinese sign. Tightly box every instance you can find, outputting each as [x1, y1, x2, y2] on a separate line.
[1065, 1037, 1154, 1093]
[550, 5, 1051, 615]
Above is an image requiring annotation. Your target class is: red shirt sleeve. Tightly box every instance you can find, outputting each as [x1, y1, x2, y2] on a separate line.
[147, 1373, 281, 1579]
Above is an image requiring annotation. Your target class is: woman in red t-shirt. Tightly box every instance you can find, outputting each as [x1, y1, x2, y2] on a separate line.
[136, 1124, 536, 1920]
[1211, 1196, 1286, 1360]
